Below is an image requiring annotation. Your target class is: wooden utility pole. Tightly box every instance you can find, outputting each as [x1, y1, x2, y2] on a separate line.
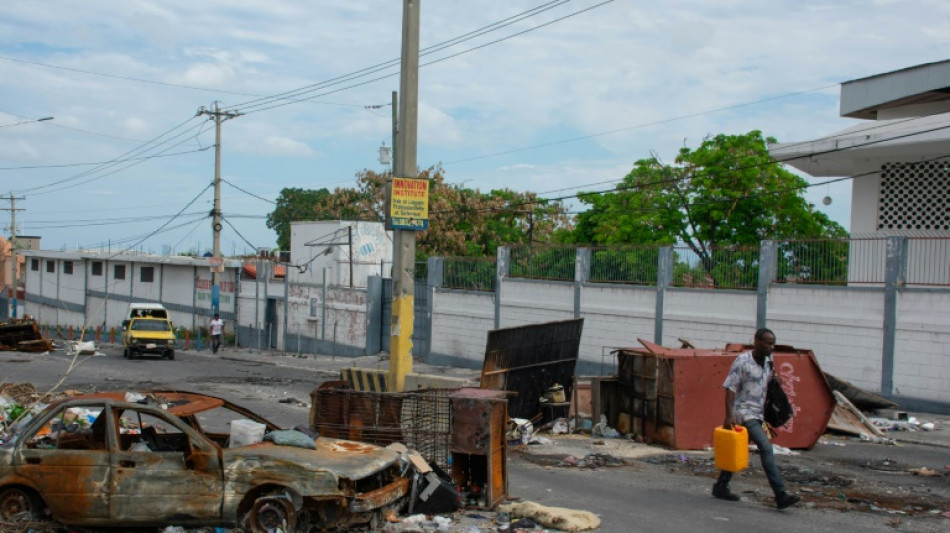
[0, 193, 24, 317]
[197, 102, 240, 314]
[389, 0, 421, 392]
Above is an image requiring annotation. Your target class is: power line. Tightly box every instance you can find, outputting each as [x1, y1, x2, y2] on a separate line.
[230, 1, 614, 115]
[102, 183, 214, 258]
[0, 148, 210, 171]
[222, 179, 276, 204]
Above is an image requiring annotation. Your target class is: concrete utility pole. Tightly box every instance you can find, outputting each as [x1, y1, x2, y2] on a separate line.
[0, 193, 25, 317]
[197, 102, 241, 315]
[389, 0, 420, 392]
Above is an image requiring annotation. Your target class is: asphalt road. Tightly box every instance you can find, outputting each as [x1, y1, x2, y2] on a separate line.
[2, 347, 948, 533]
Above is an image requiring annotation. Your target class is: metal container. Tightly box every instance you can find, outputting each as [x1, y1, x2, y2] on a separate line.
[614, 339, 835, 450]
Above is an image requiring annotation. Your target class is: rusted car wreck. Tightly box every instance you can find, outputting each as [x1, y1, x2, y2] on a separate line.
[0, 391, 409, 532]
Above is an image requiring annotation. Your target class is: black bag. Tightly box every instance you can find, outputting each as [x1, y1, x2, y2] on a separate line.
[764, 358, 793, 428]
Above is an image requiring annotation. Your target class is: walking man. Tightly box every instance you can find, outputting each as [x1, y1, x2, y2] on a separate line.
[210, 313, 224, 354]
[712, 327, 801, 510]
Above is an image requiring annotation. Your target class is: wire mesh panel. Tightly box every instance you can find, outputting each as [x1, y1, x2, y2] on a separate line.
[309, 386, 453, 470]
[443, 257, 496, 291]
[588, 246, 661, 285]
[671, 244, 759, 289]
[775, 239, 852, 285]
[509, 244, 575, 281]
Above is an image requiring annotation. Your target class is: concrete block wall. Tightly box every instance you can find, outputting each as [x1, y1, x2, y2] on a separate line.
[500, 280, 575, 326]
[429, 290, 494, 367]
[895, 290, 950, 402]
[768, 286, 885, 391]
[662, 288, 757, 349]
[578, 284, 656, 371]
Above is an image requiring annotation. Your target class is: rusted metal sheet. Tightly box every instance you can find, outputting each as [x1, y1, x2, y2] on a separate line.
[614, 340, 835, 450]
[349, 476, 409, 513]
[310, 384, 453, 470]
[0, 319, 53, 352]
[479, 318, 583, 420]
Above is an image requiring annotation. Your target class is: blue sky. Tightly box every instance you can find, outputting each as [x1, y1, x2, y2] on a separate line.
[1, 0, 948, 254]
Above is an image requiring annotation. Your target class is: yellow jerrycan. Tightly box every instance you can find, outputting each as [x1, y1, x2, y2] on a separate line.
[714, 426, 749, 472]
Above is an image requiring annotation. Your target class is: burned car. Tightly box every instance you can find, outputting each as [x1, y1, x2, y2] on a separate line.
[0, 391, 409, 532]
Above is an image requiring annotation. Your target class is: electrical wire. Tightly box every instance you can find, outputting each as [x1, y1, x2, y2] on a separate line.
[222, 179, 277, 204]
[0, 148, 210, 171]
[231, 1, 614, 115]
[220, 215, 260, 252]
[101, 183, 213, 258]
[13, 117, 208, 194]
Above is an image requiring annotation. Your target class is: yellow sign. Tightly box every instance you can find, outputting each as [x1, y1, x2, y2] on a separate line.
[391, 177, 429, 230]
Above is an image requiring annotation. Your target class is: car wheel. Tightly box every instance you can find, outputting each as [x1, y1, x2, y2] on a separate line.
[166, 349, 175, 360]
[0, 487, 44, 522]
[123, 347, 129, 359]
[246, 494, 298, 533]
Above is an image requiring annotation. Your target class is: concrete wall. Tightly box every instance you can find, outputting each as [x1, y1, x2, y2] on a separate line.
[429, 289, 494, 367]
[895, 290, 950, 402]
[236, 279, 368, 357]
[428, 275, 949, 406]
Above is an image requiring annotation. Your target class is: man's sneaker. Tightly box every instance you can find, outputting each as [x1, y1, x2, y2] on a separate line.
[776, 492, 801, 509]
[712, 484, 740, 502]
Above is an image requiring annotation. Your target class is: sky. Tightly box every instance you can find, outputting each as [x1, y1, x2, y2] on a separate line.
[1, 0, 948, 255]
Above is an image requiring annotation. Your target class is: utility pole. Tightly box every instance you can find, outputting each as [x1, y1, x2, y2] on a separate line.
[0, 193, 24, 317]
[389, 0, 421, 392]
[197, 102, 241, 315]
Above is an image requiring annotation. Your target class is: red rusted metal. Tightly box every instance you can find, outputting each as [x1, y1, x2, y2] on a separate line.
[349, 477, 409, 513]
[615, 339, 835, 450]
[185, 330, 190, 350]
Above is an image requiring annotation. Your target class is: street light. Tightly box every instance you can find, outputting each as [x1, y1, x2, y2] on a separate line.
[0, 116, 54, 128]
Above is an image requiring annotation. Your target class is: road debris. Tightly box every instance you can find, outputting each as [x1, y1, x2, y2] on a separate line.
[497, 501, 601, 532]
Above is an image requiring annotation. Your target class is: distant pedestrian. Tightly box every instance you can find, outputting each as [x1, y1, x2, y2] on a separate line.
[210, 313, 224, 354]
[712, 327, 801, 510]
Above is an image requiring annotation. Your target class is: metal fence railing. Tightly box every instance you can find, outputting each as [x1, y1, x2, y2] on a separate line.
[509, 244, 575, 281]
[907, 237, 950, 286]
[435, 237, 949, 290]
[671, 244, 760, 290]
[442, 257, 496, 291]
[588, 246, 660, 285]
[774, 238, 888, 285]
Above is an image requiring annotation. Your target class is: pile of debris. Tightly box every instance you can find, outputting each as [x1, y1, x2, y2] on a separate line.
[0, 318, 53, 352]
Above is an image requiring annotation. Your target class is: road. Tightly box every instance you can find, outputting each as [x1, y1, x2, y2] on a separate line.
[2, 347, 948, 533]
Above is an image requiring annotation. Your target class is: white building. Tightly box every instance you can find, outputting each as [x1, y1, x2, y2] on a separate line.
[20, 250, 241, 333]
[770, 60, 950, 286]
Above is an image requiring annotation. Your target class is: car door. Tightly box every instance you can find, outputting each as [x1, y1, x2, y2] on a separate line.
[14, 402, 112, 522]
[109, 407, 223, 523]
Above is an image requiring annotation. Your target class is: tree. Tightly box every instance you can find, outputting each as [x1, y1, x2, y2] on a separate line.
[266, 165, 572, 257]
[573, 130, 848, 286]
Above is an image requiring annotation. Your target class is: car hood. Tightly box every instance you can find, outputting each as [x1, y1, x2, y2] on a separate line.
[224, 437, 401, 480]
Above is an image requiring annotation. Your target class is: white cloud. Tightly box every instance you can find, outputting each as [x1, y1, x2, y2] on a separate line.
[2, 0, 948, 248]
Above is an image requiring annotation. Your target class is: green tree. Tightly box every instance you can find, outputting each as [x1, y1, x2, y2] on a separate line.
[266, 165, 572, 257]
[573, 130, 847, 285]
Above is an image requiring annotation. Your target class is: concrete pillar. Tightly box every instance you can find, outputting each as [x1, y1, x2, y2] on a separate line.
[495, 246, 510, 329]
[757, 240, 777, 329]
[882, 236, 908, 394]
[424, 256, 443, 360]
[655, 246, 673, 344]
[366, 275, 383, 354]
[574, 248, 590, 319]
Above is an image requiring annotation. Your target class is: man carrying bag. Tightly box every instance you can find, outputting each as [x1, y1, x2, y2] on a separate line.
[712, 327, 801, 510]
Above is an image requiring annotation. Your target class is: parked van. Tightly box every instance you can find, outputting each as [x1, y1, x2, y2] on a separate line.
[122, 303, 169, 330]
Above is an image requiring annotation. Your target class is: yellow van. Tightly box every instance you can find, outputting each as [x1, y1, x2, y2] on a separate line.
[122, 317, 176, 360]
